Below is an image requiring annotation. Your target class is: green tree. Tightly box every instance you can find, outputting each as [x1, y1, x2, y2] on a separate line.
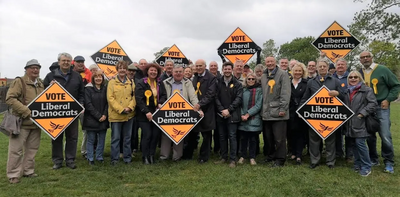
[368, 40, 400, 74]
[248, 39, 278, 69]
[278, 36, 319, 64]
[154, 47, 169, 59]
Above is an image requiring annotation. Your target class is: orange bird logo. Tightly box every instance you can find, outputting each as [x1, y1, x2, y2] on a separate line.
[318, 123, 333, 134]
[49, 121, 64, 133]
[171, 128, 186, 138]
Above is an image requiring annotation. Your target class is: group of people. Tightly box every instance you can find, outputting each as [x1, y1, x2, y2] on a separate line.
[5, 50, 399, 184]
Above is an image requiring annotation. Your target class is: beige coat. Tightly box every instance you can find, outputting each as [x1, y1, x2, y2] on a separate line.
[163, 77, 199, 106]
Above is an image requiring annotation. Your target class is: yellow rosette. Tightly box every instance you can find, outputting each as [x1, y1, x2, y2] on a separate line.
[195, 82, 202, 95]
[371, 78, 378, 94]
[144, 90, 152, 106]
[320, 77, 324, 82]
[230, 84, 234, 88]
[268, 80, 275, 94]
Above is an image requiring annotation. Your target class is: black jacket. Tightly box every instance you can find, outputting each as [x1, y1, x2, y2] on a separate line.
[215, 75, 243, 123]
[192, 70, 217, 132]
[82, 84, 109, 130]
[289, 78, 308, 129]
[135, 78, 167, 122]
[300, 74, 346, 106]
[43, 67, 84, 105]
[134, 69, 145, 82]
[159, 72, 172, 83]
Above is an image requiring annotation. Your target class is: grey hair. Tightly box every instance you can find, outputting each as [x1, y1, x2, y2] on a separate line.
[335, 58, 347, 65]
[234, 59, 244, 66]
[316, 58, 330, 68]
[254, 64, 265, 71]
[360, 51, 374, 58]
[173, 64, 183, 69]
[58, 52, 72, 61]
[242, 73, 259, 88]
[165, 59, 174, 65]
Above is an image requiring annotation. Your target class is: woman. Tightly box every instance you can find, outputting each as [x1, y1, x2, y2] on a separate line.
[288, 63, 308, 164]
[5, 59, 44, 184]
[237, 73, 262, 166]
[254, 64, 265, 78]
[107, 60, 136, 165]
[184, 66, 193, 80]
[83, 70, 109, 165]
[300, 58, 345, 169]
[136, 63, 167, 164]
[344, 71, 377, 176]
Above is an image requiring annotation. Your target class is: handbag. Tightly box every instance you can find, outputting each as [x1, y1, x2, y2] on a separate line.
[365, 112, 380, 134]
[0, 77, 26, 136]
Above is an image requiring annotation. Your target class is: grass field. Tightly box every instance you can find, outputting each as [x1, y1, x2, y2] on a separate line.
[0, 103, 399, 197]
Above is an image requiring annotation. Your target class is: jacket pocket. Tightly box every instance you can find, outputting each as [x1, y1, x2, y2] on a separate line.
[351, 116, 365, 133]
[269, 101, 280, 118]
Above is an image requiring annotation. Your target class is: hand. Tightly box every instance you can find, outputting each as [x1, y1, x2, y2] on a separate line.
[241, 115, 248, 121]
[357, 114, 364, 119]
[381, 100, 389, 109]
[193, 104, 200, 111]
[328, 90, 339, 97]
[221, 109, 230, 117]
[279, 111, 285, 117]
[124, 108, 132, 113]
[158, 104, 162, 109]
[198, 110, 204, 117]
[50, 80, 56, 85]
[146, 112, 152, 121]
[99, 115, 106, 122]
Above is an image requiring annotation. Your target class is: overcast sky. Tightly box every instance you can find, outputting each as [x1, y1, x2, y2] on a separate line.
[0, 0, 368, 78]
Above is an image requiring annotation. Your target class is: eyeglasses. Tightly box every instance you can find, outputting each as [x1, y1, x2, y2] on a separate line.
[247, 78, 255, 81]
[360, 56, 371, 59]
[348, 76, 359, 79]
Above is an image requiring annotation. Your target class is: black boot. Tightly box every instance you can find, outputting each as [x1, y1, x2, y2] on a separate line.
[149, 156, 155, 164]
[142, 157, 150, 165]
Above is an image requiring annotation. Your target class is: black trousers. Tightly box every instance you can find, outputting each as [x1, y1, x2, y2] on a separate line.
[138, 121, 160, 157]
[183, 130, 212, 161]
[52, 119, 79, 164]
[262, 120, 287, 165]
[240, 131, 258, 159]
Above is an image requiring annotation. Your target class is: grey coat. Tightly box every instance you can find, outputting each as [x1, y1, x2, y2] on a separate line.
[261, 66, 291, 121]
[344, 84, 377, 138]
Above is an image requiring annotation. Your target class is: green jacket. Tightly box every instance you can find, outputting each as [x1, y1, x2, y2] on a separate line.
[362, 65, 400, 103]
[238, 87, 263, 132]
[6, 75, 44, 129]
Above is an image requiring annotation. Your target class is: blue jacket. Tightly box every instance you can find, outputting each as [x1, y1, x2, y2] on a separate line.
[238, 86, 262, 132]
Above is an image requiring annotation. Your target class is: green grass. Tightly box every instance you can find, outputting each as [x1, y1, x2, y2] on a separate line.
[0, 103, 400, 196]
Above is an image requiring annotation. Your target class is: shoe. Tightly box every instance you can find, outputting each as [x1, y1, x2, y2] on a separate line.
[89, 161, 95, 165]
[124, 161, 132, 165]
[346, 158, 353, 164]
[132, 149, 138, 153]
[149, 156, 155, 164]
[53, 163, 63, 170]
[198, 159, 207, 164]
[142, 157, 150, 165]
[97, 160, 104, 164]
[271, 162, 283, 168]
[296, 158, 302, 165]
[111, 161, 118, 166]
[328, 165, 335, 169]
[360, 170, 371, 177]
[371, 161, 380, 166]
[264, 158, 273, 163]
[250, 159, 257, 166]
[353, 166, 360, 173]
[82, 153, 87, 159]
[309, 164, 319, 169]
[66, 162, 77, 169]
[23, 173, 38, 178]
[290, 155, 296, 160]
[119, 153, 123, 159]
[238, 157, 245, 164]
[384, 164, 394, 174]
[214, 159, 226, 164]
[229, 161, 236, 168]
[9, 177, 20, 184]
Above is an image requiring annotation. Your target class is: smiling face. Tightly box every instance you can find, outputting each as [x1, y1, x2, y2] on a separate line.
[265, 57, 276, 71]
[147, 66, 158, 80]
[165, 61, 174, 74]
[292, 65, 304, 80]
[359, 51, 373, 68]
[279, 59, 288, 71]
[94, 75, 103, 86]
[348, 73, 360, 86]
[58, 55, 72, 72]
[26, 65, 40, 80]
[307, 61, 316, 74]
[173, 67, 184, 82]
[223, 65, 233, 78]
[184, 67, 192, 79]
[209, 61, 218, 75]
[246, 75, 256, 86]
[195, 59, 206, 74]
[317, 61, 328, 77]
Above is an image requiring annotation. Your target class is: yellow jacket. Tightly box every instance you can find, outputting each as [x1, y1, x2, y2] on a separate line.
[107, 76, 136, 122]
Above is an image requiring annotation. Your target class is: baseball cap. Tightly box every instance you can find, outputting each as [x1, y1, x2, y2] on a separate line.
[74, 56, 85, 62]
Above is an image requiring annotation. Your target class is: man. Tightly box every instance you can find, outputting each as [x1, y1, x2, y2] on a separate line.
[279, 58, 289, 72]
[182, 59, 217, 163]
[243, 64, 252, 78]
[6, 59, 44, 184]
[307, 61, 317, 79]
[127, 63, 138, 80]
[160, 60, 174, 82]
[233, 60, 244, 83]
[289, 59, 297, 71]
[135, 59, 147, 81]
[214, 62, 243, 168]
[88, 64, 99, 74]
[332, 58, 352, 162]
[209, 61, 221, 78]
[261, 56, 291, 167]
[161, 65, 203, 161]
[43, 53, 84, 170]
[360, 51, 400, 174]
[209, 61, 221, 154]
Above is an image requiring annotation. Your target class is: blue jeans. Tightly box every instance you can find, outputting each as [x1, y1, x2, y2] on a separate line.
[111, 119, 133, 162]
[367, 107, 394, 165]
[86, 130, 107, 162]
[352, 137, 371, 173]
[218, 120, 238, 161]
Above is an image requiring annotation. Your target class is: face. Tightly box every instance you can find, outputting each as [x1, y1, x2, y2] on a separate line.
[173, 67, 184, 82]
[359, 52, 373, 68]
[74, 61, 85, 71]
[139, 59, 147, 70]
[58, 55, 72, 71]
[195, 60, 206, 74]
[165, 61, 174, 74]
[289, 60, 297, 70]
[247, 75, 256, 86]
[317, 62, 328, 76]
[191, 66, 197, 74]
[243, 66, 250, 74]
[127, 70, 136, 79]
[223, 65, 233, 77]
[329, 68, 336, 75]
[209, 61, 218, 75]
[292, 65, 303, 80]
[307, 61, 316, 74]
[348, 73, 360, 86]
[255, 69, 263, 77]
[117, 66, 127, 78]
[265, 57, 276, 71]
[26, 65, 40, 79]
[147, 66, 158, 79]
[94, 75, 103, 85]
[279, 59, 288, 71]
[335, 60, 347, 74]
[184, 67, 192, 79]
[90, 67, 98, 74]
[234, 61, 243, 74]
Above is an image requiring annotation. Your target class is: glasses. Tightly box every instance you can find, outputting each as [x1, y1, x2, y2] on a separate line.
[348, 76, 359, 79]
[247, 78, 255, 81]
[360, 55, 371, 59]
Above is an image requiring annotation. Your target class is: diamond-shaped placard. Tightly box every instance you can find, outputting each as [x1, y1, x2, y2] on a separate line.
[296, 85, 354, 140]
[152, 92, 203, 145]
[28, 81, 84, 140]
[155, 44, 190, 67]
